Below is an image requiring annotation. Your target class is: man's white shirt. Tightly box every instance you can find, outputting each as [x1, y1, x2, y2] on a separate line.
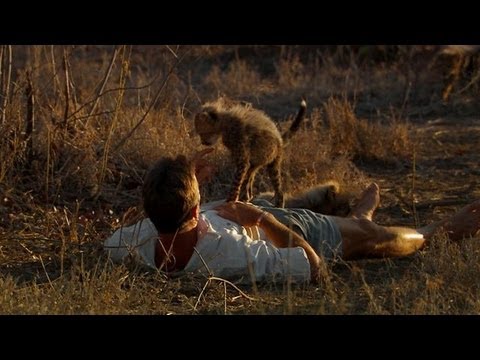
[104, 201, 311, 284]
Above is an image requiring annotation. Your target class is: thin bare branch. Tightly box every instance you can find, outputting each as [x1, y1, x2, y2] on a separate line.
[62, 46, 71, 131]
[193, 247, 213, 277]
[85, 46, 119, 127]
[25, 71, 35, 163]
[192, 246, 256, 311]
[39, 255, 62, 299]
[111, 52, 187, 154]
[165, 45, 179, 59]
[95, 46, 130, 199]
[1, 45, 12, 124]
[194, 278, 211, 311]
[65, 73, 162, 122]
[224, 282, 227, 314]
[66, 53, 79, 113]
[50, 45, 61, 98]
[209, 277, 257, 301]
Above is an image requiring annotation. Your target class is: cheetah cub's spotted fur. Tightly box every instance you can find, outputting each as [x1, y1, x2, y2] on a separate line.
[194, 98, 306, 207]
[256, 181, 353, 216]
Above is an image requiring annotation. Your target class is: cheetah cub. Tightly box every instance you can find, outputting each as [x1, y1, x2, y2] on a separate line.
[256, 181, 353, 216]
[194, 97, 306, 207]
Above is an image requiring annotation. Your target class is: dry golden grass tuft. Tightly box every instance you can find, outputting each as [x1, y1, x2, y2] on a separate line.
[204, 60, 275, 99]
[320, 97, 412, 163]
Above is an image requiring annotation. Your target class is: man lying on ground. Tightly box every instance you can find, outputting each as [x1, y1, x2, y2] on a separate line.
[104, 150, 480, 284]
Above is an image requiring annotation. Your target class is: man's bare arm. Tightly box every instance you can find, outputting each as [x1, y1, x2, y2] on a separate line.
[191, 148, 215, 185]
[214, 202, 321, 283]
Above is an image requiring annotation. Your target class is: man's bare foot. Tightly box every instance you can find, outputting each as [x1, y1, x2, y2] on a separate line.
[420, 199, 480, 241]
[350, 183, 380, 221]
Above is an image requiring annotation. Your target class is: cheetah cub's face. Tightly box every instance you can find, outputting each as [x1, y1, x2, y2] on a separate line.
[194, 109, 222, 146]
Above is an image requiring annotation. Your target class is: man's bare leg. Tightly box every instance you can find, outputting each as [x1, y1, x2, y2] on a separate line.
[350, 182, 480, 242]
[334, 182, 426, 259]
[418, 199, 480, 242]
[336, 183, 480, 259]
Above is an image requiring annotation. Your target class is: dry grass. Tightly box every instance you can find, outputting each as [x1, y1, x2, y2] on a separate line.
[1, 45, 480, 314]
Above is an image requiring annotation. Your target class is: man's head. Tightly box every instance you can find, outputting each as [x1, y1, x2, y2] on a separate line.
[143, 155, 200, 234]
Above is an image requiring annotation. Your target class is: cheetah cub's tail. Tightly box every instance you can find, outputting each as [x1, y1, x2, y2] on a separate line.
[281, 97, 307, 143]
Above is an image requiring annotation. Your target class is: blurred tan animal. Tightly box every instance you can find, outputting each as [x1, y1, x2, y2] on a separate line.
[439, 45, 480, 102]
[194, 97, 306, 207]
[256, 181, 353, 216]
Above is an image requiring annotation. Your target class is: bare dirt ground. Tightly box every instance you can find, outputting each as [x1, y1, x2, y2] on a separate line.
[373, 115, 480, 228]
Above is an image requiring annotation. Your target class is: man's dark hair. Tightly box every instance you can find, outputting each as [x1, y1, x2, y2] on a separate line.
[142, 155, 200, 233]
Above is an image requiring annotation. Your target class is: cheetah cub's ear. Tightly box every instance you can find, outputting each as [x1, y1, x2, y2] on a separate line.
[194, 112, 209, 122]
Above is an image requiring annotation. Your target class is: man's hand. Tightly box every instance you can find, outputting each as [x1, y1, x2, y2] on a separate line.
[191, 148, 215, 185]
[214, 201, 266, 227]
